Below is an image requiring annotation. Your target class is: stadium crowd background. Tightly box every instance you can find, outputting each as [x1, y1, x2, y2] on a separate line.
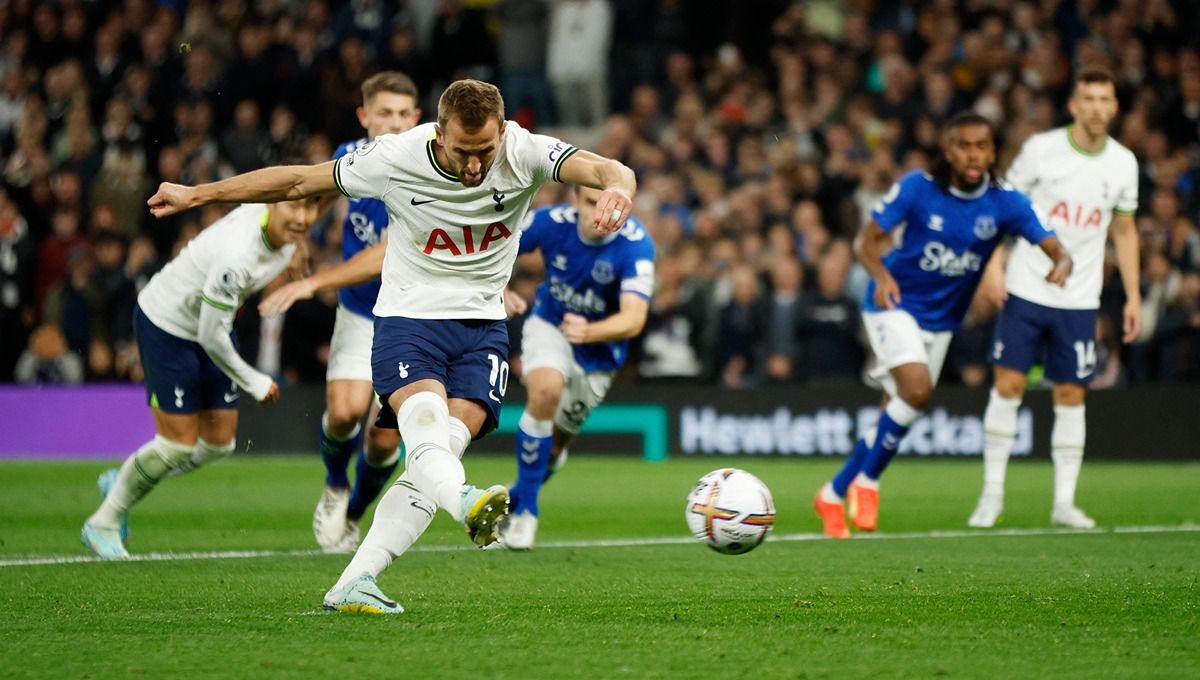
[0, 0, 1197, 392]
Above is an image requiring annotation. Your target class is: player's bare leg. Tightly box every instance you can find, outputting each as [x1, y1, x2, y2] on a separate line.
[970, 366, 1027, 528]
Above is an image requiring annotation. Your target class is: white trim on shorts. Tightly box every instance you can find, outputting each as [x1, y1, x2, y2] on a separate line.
[862, 309, 952, 397]
[326, 304, 375, 382]
[520, 314, 615, 434]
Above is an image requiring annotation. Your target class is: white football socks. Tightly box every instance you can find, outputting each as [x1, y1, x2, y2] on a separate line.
[90, 436, 195, 528]
[1051, 404, 1086, 507]
[333, 414, 472, 590]
[982, 388, 1021, 497]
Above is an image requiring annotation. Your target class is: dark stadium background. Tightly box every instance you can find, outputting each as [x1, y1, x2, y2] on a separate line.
[1, 1, 1197, 425]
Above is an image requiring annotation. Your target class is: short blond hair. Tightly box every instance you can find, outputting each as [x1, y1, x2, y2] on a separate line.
[437, 79, 505, 130]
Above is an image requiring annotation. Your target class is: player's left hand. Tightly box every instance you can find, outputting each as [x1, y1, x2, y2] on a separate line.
[560, 312, 589, 344]
[1044, 254, 1072, 287]
[148, 182, 197, 218]
[259, 279, 316, 316]
[1121, 298, 1142, 343]
[503, 289, 528, 317]
[593, 187, 633, 234]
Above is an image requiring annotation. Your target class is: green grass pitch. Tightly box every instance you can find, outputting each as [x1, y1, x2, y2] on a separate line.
[1, 455, 1197, 679]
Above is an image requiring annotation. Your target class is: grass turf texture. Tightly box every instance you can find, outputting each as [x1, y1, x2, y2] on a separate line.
[0, 456, 1197, 679]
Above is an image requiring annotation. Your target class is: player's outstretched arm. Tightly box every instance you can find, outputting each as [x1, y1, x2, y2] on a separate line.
[558, 150, 636, 234]
[148, 162, 340, 218]
[259, 241, 387, 316]
[1036, 236, 1073, 287]
[854, 219, 901, 308]
[560, 294, 650, 344]
[1109, 213, 1142, 342]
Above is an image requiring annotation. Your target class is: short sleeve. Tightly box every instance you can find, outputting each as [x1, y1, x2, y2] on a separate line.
[517, 209, 545, 254]
[201, 265, 249, 312]
[506, 123, 578, 184]
[870, 172, 922, 232]
[619, 221, 655, 299]
[1005, 137, 1038, 194]
[1004, 190, 1054, 245]
[1115, 155, 1139, 215]
[333, 137, 393, 199]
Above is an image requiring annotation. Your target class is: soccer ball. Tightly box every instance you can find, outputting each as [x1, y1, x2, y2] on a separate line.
[685, 468, 776, 555]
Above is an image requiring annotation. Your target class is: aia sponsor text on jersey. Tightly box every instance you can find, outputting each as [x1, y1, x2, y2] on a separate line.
[1048, 202, 1104, 229]
[423, 222, 513, 256]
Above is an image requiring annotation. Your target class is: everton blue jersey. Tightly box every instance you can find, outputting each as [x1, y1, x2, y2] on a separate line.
[518, 204, 656, 372]
[332, 138, 389, 319]
[865, 171, 1053, 331]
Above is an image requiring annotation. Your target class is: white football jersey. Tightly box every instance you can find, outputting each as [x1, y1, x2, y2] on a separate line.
[333, 121, 578, 320]
[1004, 126, 1138, 309]
[138, 204, 296, 339]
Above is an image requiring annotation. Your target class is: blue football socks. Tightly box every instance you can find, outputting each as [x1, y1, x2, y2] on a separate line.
[511, 414, 554, 516]
[347, 450, 400, 520]
[831, 436, 871, 497]
[861, 409, 912, 481]
[320, 416, 362, 489]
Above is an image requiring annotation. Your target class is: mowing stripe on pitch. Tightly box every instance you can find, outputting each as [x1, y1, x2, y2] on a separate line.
[2, 523, 1197, 568]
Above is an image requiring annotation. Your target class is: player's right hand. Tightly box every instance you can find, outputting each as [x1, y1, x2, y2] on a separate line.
[1044, 253, 1073, 287]
[873, 273, 902, 309]
[147, 182, 197, 218]
[259, 279, 316, 316]
[503, 289, 528, 317]
[259, 381, 281, 405]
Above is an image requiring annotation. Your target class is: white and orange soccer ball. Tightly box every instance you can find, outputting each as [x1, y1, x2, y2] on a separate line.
[685, 468, 776, 555]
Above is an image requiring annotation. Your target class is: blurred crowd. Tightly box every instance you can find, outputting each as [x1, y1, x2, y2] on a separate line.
[1, 0, 1198, 390]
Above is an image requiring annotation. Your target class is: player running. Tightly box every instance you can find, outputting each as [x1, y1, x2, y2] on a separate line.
[812, 111, 1073, 539]
[147, 79, 636, 613]
[81, 198, 320, 559]
[968, 66, 1141, 530]
[502, 187, 655, 550]
[310, 72, 421, 554]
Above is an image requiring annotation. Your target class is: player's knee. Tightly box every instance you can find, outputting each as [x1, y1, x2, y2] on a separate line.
[898, 382, 934, 411]
[395, 391, 449, 443]
[325, 400, 364, 434]
[526, 384, 563, 418]
[1052, 384, 1086, 407]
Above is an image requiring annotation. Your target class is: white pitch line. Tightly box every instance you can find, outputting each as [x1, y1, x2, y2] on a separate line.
[2, 523, 1197, 569]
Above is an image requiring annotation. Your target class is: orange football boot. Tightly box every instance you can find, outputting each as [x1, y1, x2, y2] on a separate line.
[847, 482, 879, 532]
[813, 486, 851, 539]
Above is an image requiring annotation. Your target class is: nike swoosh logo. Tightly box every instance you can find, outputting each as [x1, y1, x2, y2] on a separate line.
[411, 197, 437, 206]
[363, 591, 397, 608]
[223, 392, 238, 403]
[410, 500, 434, 518]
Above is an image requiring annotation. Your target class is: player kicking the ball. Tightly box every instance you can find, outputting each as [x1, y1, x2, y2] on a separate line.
[812, 111, 1073, 539]
[148, 79, 636, 613]
[968, 66, 1141, 530]
[82, 197, 320, 559]
[502, 187, 655, 550]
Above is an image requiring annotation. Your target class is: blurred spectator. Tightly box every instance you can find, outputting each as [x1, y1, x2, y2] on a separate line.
[0, 189, 35, 380]
[547, 0, 613, 126]
[715, 265, 767, 388]
[14, 323, 83, 385]
[795, 240, 863, 382]
[497, 0, 554, 128]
